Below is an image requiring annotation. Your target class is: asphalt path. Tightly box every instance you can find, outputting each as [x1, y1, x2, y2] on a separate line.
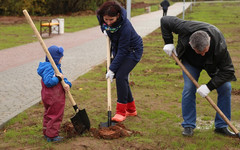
[0, 2, 191, 128]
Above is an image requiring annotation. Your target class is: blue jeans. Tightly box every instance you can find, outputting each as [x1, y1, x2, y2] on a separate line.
[115, 58, 138, 104]
[181, 60, 232, 129]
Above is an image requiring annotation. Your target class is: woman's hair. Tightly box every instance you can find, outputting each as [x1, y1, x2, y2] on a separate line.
[97, 1, 122, 25]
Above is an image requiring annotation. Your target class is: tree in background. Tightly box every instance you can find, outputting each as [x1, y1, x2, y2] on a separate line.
[0, 0, 120, 16]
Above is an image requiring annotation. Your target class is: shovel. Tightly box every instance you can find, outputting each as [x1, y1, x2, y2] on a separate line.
[171, 53, 240, 138]
[99, 36, 117, 128]
[23, 10, 90, 134]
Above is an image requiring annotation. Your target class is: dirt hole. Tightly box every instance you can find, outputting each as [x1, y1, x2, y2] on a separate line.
[61, 122, 142, 140]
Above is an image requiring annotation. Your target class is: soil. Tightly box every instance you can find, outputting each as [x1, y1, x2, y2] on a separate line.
[61, 121, 142, 140]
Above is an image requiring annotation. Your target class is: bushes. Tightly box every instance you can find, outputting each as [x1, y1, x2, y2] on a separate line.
[0, 0, 110, 16]
[0, 0, 47, 16]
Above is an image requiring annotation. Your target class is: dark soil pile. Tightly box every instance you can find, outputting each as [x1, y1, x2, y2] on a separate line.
[61, 122, 142, 140]
[61, 122, 78, 138]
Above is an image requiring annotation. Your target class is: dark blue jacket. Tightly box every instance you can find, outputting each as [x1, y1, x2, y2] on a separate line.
[98, 8, 143, 73]
[37, 62, 72, 88]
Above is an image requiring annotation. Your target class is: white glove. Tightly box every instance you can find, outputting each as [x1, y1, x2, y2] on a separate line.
[163, 44, 177, 57]
[103, 30, 108, 36]
[197, 85, 210, 97]
[106, 70, 115, 82]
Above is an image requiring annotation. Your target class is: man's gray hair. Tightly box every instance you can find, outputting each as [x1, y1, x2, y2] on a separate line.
[189, 30, 210, 52]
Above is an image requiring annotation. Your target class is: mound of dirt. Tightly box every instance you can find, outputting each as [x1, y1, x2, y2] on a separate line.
[61, 122, 142, 140]
[61, 122, 78, 138]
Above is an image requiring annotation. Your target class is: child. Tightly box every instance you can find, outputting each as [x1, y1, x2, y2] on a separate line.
[37, 45, 72, 142]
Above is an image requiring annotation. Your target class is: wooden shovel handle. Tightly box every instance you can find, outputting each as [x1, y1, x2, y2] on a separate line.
[172, 53, 239, 134]
[23, 10, 76, 107]
[106, 36, 111, 111]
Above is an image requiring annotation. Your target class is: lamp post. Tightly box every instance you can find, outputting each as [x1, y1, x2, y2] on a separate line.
[127, 0, 131, 20]
[183, 0, 185, 19]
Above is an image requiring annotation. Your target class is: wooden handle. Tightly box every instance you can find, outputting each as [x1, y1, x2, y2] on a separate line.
[172, 53, 239, 134]
[23, 10, 76, 106]
[106, 36, 111, 111]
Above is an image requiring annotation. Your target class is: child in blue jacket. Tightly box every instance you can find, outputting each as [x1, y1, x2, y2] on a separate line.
[37, 45, 72, 142]
[97, 1, 143, 122]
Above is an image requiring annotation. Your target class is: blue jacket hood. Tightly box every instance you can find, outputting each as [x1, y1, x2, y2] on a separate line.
[120, 7, 127, 24]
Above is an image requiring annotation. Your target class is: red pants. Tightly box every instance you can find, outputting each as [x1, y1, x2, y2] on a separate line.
[41, 80, 65, 138]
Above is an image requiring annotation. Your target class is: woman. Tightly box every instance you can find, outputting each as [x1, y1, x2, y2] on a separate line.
[97, 1, 143, 122]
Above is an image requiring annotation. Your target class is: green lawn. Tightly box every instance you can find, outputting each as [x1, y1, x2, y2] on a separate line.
[0, 1, 160, 50]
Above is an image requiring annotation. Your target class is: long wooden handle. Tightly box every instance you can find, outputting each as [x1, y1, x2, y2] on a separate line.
[23, 10, 77, 107]
[106, 36, 112, 111]
[172, 53, 239, 134]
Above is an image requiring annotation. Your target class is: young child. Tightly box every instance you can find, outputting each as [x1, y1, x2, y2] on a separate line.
[37, 45, 72, 142]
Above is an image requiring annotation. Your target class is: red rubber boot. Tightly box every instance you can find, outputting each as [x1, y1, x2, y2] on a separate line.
[112, 103, 126, 122]
[126, 101, 137, 116]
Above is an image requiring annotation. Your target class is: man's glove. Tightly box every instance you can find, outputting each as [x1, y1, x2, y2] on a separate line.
[197, 85, 210, 97]
[163, 44, 177, 56]
[106, 70, 115, 82]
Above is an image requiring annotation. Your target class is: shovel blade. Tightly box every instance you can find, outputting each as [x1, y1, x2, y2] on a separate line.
[70, 109, 90, 135]
[99, 121, 117, 128]
[99, 111, 117, 128]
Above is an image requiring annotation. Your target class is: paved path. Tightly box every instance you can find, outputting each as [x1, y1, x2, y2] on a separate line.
[0, 2, 191, 128]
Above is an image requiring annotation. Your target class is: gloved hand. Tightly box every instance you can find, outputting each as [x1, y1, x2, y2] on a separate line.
[163, 44, 177, 57]
[106, 70, 115, 82]
[103, 30, 108, 36]
[197, 84, 210, 97]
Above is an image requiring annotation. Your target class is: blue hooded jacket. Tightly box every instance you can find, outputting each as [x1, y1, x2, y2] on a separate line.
[98, 7, 143, 73]
[37, 62, 72, 88]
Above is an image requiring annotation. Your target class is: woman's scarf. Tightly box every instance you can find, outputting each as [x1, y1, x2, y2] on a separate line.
[102, 23, 121, 33]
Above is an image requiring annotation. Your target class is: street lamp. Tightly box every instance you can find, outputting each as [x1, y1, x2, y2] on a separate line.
[183, 0, 185, 19]
[127, 0, 131, 20]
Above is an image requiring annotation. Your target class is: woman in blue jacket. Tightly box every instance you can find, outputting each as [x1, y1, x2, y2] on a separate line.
[97, 1, 143, 122]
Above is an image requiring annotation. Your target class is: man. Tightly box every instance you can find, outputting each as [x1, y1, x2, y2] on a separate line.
[160, 16, 236, 137]
[160, 0, 170, 16]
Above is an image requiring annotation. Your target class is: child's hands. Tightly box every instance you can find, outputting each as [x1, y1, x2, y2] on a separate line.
[56, 73, 64, 79]
[64, 84, 70, 92]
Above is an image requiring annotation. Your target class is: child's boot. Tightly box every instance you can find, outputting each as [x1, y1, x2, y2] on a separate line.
[126, 101, 137, 116]
[112, 103, 126, 122]
[46, 136, 64, 142]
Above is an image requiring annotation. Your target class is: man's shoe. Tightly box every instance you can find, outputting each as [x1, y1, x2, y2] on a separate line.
[182, 127, 194, 136]
[214, 127, 236, 137]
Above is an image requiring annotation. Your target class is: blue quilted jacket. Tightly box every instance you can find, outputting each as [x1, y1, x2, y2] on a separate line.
[98, 7, 143, 73]
[37, 62, 72, 88]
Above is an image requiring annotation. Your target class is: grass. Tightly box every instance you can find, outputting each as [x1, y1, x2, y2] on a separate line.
[0, 1, 240, 150]
[0, 1, 160, 50]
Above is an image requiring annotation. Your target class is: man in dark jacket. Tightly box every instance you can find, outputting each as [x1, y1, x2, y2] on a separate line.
[160, 0, 170, 16]
[160, 16, 236, 137]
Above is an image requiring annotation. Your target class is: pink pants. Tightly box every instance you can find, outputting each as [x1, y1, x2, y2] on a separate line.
[41, 80, 65, 138]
